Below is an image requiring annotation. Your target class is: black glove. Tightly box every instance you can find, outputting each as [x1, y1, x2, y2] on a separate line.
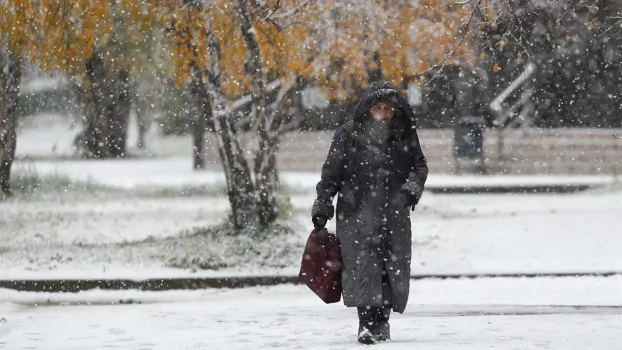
[312, 216, 327, 230]
[311, 199, 334, 230]
[397, 192, 417, 211]
[399, 182, 422, 211]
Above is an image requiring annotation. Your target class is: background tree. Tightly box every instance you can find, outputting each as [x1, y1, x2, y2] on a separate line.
[0, 39, 22, 196]
[160, 0, 303, 229]
[0, 0, 158, 196]
[158, 0, 473, 230]
[297, 0, 473, 98]
[0, 0, 37, 196]
[37, 1, 157, 158]
[456, 0, 622, 128]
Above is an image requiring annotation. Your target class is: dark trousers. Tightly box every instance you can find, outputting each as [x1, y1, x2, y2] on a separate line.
[357, 267, 392, 328]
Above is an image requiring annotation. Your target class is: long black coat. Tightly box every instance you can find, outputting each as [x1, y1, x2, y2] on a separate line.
[312, 82, 428, 314]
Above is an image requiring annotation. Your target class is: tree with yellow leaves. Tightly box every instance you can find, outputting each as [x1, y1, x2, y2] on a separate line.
[0, 0, 157, 196]
[42, 1, 155, 159]
[158, 0, 309, 229]
[157, 0, 472, 229]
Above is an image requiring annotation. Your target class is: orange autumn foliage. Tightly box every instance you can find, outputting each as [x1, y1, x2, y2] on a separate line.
[0, 0, 155, 76]
[2, 0, 473, 96]
[159, 0, 474, 101]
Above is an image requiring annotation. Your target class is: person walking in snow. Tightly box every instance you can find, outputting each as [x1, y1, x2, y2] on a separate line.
[312, 81, 428, 344]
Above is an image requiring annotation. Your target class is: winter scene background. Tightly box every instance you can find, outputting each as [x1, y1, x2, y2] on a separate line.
[1, 0, 621, 349]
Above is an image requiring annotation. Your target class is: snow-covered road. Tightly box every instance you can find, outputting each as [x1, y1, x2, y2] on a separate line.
[1, 277, 621, 349]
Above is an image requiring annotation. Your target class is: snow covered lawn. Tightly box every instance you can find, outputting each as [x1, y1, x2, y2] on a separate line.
[1, 276, 621, 349]
[2, 157, 622, 279]
[13, 157, 617, 190]
[412, 189, 622, 275]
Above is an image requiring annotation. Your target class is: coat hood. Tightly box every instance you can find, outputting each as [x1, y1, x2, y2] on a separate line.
[352, 81, 418, 140]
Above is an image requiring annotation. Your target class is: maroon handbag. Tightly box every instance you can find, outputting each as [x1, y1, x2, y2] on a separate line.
[299, 228, 342, 303]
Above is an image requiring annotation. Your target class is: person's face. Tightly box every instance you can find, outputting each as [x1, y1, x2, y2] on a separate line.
[370, 102, 395, 122]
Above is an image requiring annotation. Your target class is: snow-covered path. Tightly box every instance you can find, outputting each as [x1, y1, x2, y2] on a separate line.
[1, 277, 621, 349]
[4, 307, 618, 349]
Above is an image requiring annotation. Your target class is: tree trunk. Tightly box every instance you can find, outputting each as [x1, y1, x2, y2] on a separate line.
[235, 0, 279, 228]
[368, 50, 382, 82]
[216, 113, 255, 229]
[137, 114, 148, 149]
[108, 68, 132, 158]
[196, 79, 255, 229]
[191, 104, 207, 170]
[193, 19, 256, 230]
[189, 68, 254, 229]
[76, 54, 131, 158]
[0, 49, 21, 197]
[254, 133, 279, 227]
[135, 83, 149, 149]
[78, 54, 110, 158]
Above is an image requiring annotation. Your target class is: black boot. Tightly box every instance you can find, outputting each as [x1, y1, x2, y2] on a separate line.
[374, 269, 392, 341]
[374, 306, 391, 342]
[357, 307, 377, 345]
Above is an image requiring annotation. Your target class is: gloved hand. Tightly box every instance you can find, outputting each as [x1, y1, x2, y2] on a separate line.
[312, 216, 327, 230]
[399, 182, 422, 211]
[397, 192, 416, 211]
[311, 199, 334, 230]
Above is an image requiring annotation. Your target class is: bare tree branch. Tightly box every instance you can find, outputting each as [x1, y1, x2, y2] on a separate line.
[509, 31, 532, 60]
[263, 0, 280, 20]
[417, 0, 483, 83]
[599, 18, 622, 38]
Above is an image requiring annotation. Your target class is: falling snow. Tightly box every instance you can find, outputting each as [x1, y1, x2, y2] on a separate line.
[1, 0, 621, 348]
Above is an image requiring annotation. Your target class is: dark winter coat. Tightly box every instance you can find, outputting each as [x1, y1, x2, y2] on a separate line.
[312, 82, 428, 314]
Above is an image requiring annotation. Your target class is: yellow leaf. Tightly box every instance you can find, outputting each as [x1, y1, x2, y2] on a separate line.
[497, 38, 509, 51]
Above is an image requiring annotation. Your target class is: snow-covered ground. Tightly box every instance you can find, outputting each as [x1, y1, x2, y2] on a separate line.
[15, 114, 81, 159]
[14, 113, 618, 188]
[2, 155, 622, 279]
[15, 113, 203, 160]
[4, 110, 622, 349]
[12, 157, 618, 190]
[5, 113, 621, 279]
[1, 276, 621, 349]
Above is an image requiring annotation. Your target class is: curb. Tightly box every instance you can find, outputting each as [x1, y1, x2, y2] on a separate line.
[426, 184, 602, 194]
[1, 271, 620, 293]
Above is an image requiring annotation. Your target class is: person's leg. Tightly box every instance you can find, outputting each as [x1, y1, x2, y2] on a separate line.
[357, 306, 378, 344]
[381, 268, 393, 307]
[375, 306, 391, 341]
[375, 268, 392, 341]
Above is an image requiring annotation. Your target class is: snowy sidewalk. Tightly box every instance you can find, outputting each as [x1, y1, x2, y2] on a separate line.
[14, 157, 617, 190]
[1, 276, 621, 349]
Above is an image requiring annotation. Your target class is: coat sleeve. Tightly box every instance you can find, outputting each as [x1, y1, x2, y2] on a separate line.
[402, 128, 429, 204]
[312, 127, 348, 220]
